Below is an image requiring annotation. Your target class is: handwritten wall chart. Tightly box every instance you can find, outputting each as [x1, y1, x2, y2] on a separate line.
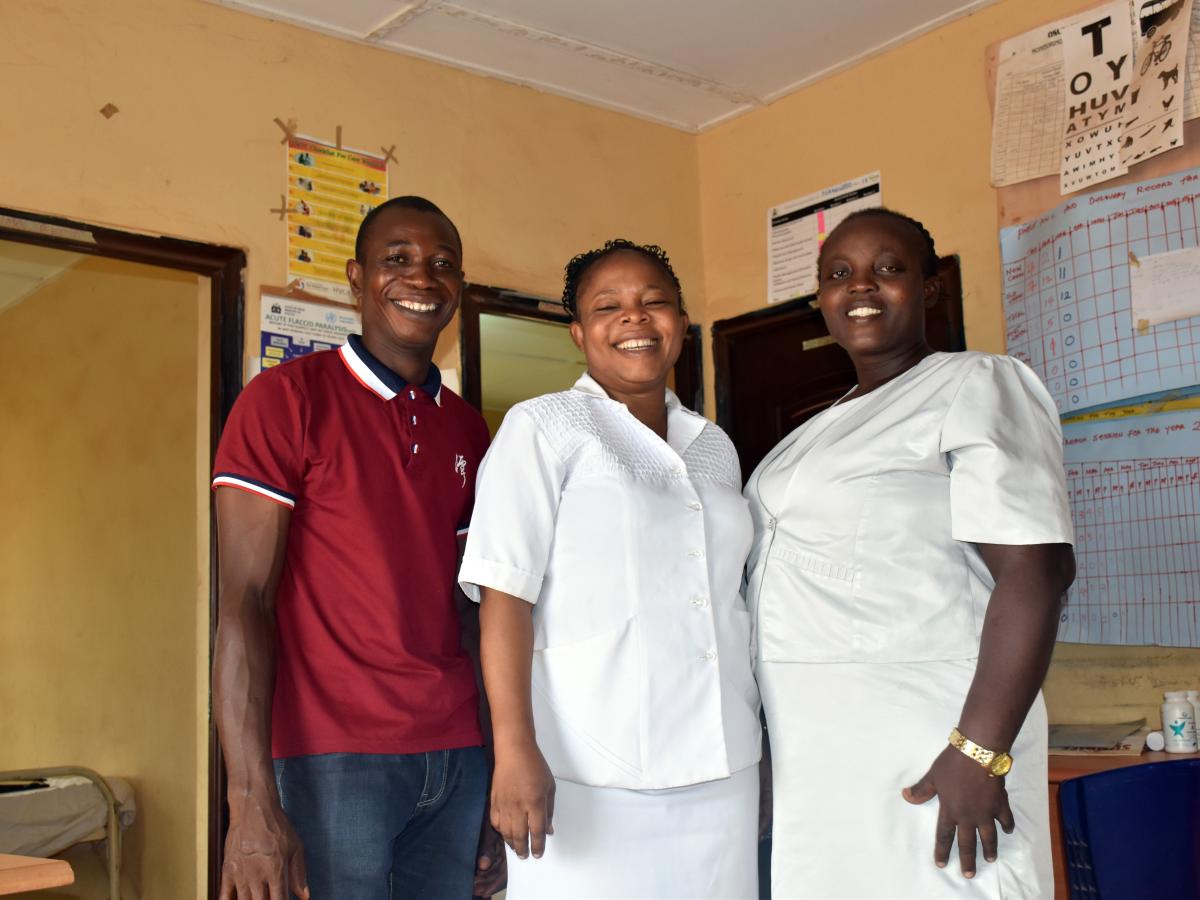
[1059, 409, 1200, 646]
[1001, 168, 1200, 414]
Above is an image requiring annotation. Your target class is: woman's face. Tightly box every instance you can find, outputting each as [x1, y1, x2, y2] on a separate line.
[569, 250, 687, 396]
[816, 216, 937, 362]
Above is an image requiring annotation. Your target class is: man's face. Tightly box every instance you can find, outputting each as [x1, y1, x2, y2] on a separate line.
[347, 207, 464, 352]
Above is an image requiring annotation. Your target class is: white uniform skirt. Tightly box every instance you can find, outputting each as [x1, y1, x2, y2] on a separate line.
[504, 764, 760, 899]
[759, 659, 1051, 900]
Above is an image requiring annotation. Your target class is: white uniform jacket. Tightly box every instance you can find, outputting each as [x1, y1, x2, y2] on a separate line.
[744, 351, 1075, 665]
[460, 373, 762, 790]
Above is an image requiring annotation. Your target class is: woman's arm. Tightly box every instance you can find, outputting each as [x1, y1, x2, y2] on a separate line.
[479, 586, 556, 860]
[903, 542, 1075, 878]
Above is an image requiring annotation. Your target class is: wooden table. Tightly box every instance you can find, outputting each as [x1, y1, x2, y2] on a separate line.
[1048, 749, 1200, 899]
[0, 854, 74, 894]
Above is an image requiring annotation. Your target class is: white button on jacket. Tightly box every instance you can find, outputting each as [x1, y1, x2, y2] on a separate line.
[460, 373, 761, 790]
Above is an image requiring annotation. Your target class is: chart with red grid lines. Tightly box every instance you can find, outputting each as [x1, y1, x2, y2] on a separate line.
[1059, 410, 1200, 647]
[1001, 170, 1200, 415]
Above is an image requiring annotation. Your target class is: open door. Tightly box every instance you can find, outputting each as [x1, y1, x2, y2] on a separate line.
[459, 284, 704, 423]
[712, 256, 964, 482]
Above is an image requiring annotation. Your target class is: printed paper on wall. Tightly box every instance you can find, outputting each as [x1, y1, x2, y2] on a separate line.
[1060, 3, 1134, 194]
[286, 136, 388, 304]
[1120, 0, 1194, 166]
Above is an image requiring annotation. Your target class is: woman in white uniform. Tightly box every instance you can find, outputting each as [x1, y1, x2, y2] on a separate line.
[460, 240, 762, 899]
[745, 209, 1075, 899]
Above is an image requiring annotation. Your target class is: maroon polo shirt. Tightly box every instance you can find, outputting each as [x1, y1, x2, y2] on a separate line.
[213, 334, 488, 757]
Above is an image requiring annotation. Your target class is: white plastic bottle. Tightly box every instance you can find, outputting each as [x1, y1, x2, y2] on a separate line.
[1161, 691, 1198, 753]
[1188, 690, 1200, 728]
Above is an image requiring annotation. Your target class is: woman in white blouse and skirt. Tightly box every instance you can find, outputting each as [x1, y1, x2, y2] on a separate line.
[745, 209, 1076, 899]
[459, 240, 761, 899]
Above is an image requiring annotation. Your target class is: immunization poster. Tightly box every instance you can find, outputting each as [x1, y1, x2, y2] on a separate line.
[767, 172, 881, 304]
[286, 135, 388, 304]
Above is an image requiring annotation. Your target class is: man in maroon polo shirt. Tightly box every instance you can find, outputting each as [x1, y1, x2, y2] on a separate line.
[212, 197, 499, 899]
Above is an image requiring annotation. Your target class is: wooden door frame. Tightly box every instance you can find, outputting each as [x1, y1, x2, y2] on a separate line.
[0, 207, 245, 900]
[459, 284, 704, 413]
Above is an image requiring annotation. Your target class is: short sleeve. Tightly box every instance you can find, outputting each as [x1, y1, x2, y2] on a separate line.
[458, 406, 567, 605]
[939, 355, 1074, 546]
[212, 369, 306, 508]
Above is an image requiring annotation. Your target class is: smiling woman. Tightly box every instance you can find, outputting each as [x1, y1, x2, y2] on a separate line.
[746, 208, 1077, 899]
[459, 238, 763, 899]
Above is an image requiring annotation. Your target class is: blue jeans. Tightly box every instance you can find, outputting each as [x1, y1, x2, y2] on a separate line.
[274, 747, 487, 900]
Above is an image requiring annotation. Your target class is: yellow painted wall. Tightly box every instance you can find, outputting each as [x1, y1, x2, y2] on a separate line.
[0, 254, 207, 899]
[4, 9, 1198, 897]
[0, 0, 705, 380]
[2, 2, 702, 894]
[693, 0, 1199, 725]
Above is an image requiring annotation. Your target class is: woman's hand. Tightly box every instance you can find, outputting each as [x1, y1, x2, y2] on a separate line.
[491, 739, 556, 860]
[902, 745, 1015, 878]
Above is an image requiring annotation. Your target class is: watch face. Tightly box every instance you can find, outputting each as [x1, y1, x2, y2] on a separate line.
[989, 754, 1013, 777]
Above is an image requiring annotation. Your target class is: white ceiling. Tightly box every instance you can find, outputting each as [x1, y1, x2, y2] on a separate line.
[0, 240, 84, 317]
[206, 0, 998, 132]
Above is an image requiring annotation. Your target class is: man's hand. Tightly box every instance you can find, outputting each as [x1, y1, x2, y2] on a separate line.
[490, 740, 555, 861]
[902, 746, 1015, 879]
[474, 819, 507, 896]
[219, 797, 309, 900]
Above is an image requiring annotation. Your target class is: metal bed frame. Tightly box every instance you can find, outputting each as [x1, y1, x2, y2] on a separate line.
[0, 766, 122, 900]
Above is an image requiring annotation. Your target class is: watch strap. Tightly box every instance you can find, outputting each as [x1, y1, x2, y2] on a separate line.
[949, 726, 997, 767]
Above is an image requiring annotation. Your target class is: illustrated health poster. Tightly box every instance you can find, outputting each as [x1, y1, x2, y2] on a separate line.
[259, 290, 361, 374]
[286, 135, 388, 304]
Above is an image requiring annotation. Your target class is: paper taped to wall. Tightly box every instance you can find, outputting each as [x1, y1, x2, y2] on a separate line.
[1130, 243, 1200, 326]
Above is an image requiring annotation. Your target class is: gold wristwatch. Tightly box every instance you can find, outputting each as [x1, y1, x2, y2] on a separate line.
[948, 727, 1013, 777]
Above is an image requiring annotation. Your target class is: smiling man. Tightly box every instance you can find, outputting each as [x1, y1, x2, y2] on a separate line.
[211, 197, 494, 900]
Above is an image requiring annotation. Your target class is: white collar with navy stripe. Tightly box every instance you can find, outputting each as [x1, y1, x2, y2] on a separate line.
[338, 334, 443, 405]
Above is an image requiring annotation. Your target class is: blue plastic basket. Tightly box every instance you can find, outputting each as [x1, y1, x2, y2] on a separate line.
[1058, 758, 1200, 899]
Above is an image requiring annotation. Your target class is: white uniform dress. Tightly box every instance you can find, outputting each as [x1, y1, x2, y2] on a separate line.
[744, 352, 1074, 900]
[460, 372, 762, 900]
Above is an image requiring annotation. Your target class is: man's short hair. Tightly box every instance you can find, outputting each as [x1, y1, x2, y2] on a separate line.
[355, 196, 461, 261]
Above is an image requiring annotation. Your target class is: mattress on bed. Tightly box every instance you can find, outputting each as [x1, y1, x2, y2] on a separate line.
[0, 775, 136, 857]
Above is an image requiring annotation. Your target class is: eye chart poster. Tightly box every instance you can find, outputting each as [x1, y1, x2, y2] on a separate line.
[767, 172, 881, 304]
[286, 135, 388, 304]
[1001, 167, 1200, 414]
[1121, 0, 1195, 166]
[993, 2, 1200, 187]
[1060, 2, 1134, 194]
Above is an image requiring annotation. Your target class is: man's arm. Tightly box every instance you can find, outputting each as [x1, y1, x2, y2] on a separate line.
[213, 487, 309, 900]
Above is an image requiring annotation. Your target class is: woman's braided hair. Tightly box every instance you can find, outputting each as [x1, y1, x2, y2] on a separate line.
[819, 208, 939, 278]
[561, 239, 685, 319]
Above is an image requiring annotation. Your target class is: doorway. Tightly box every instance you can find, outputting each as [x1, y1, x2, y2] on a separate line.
[712, 256, 965, 482]
[0, 208, 243, 900]
[459, 284, 705, 425]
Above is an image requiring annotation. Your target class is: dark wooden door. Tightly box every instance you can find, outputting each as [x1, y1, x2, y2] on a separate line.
[713, 256, 965, 482]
